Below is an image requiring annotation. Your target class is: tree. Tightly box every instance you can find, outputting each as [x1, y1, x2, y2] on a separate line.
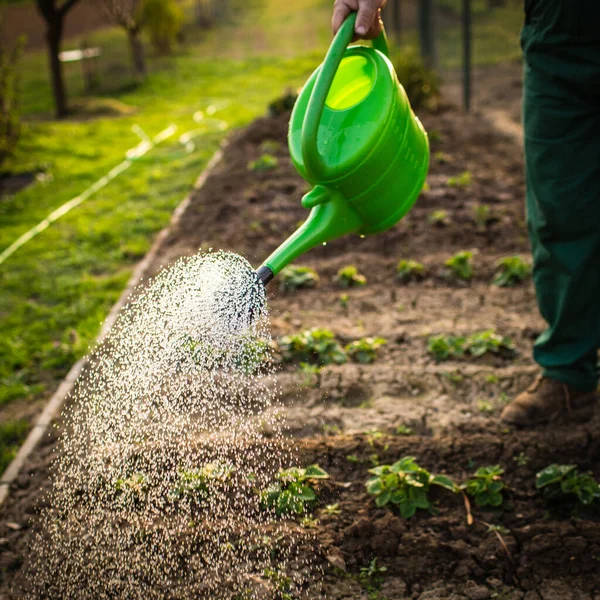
[0, 24, 23, 168]
[96, 0, 146, 81]
[35, 0, 82, 118]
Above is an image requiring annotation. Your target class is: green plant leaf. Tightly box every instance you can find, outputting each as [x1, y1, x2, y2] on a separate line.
[431, 475, 456, 491]
[375, 489, 392, 507]
[399, 498, 417, 519]
[304, 464, 329, 479]
[536, 464, 576, 489]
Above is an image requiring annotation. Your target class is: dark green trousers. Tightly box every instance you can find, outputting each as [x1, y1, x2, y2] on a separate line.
[522, 0, 600, 391]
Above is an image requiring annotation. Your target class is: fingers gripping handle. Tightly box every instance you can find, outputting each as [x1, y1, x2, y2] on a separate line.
[300, 13, 389, 182]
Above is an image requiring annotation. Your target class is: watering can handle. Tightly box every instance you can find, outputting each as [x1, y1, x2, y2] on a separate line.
[301, 12, 389, 181]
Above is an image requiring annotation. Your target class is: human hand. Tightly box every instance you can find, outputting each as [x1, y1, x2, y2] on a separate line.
[332, 0, 386, 39]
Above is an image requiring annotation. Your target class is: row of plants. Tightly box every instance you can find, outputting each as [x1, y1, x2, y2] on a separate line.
[261, 459, 600, 522]
[272, 326, 517, 368]
[278, 328, 386, 366]
[278, 254, 531, 293]
[114, 459, 600, 522]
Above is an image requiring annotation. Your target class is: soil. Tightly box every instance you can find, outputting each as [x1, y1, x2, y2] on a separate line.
[2, 103, 600, 600]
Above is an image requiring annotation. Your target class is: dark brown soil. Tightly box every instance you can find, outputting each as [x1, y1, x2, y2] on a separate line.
[2, 103, 599, 600]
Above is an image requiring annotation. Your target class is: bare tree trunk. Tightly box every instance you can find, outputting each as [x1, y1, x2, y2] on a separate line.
[127, 28, 146, 81]
[47, 18, 67, 118]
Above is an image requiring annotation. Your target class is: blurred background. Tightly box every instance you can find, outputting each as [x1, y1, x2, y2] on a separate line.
[0, 0, 524, 483]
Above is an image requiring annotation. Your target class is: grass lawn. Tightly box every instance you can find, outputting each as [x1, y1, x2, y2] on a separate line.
[0, 0, 332, 472]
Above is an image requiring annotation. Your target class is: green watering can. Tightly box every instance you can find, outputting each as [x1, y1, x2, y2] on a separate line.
[255, 12, 429, 286]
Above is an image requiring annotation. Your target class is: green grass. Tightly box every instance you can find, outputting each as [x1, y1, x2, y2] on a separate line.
[0, 0, 332, 471]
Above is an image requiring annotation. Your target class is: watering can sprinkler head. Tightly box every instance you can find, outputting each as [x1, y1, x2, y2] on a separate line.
[253, 11, 429, 290]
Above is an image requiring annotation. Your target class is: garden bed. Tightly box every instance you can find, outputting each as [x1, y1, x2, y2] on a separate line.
[2, 105, 599, 600]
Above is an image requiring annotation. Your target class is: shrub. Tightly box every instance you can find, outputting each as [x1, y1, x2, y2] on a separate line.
[397, 259, 426, 282]
[335, 265, 366, 288]
[345, 337, 386, 364]
[141, 0, 184, 55]
[391, 47, 440, 111]
[493, 256, 531, 287]
[261, 465, 329, 516]
[463, 465, 505, 507]
[0, 32, 23, 169]
[248, 153, 279, 172]
[366, 456, 456, 518]
[278, 265, 318, 292]
[536, 464, 600, 506]
[279, 328, 347, 366]
[445, 251, 474, 281]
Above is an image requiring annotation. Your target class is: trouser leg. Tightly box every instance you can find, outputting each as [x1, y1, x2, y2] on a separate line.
[523, 51, 600, 391]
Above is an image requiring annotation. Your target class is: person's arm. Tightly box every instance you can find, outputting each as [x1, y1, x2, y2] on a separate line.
[332, 0, 386, 39]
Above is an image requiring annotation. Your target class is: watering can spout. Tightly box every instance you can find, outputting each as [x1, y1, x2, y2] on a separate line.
[255, 186, 363, 286]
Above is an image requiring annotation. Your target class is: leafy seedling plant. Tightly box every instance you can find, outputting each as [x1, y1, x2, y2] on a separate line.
[493, 256, 531, 287]
[335, 265, 367, 288]
[345, 337, 386, 364]
[396, 259, 426, 282]
[366, 456, 456, 518]
[536, 464, 600, 507]
[248, 152, 279, 172]
[472, 204, 492, 229]
[428, 330, 516, 362]
[463, 465, 505, 508]
[278, 265, 319, 292]
[279, 328, 347, 366]
[445, 250, 474, 281]
[261, 465, 329, 516]
[447, 171, 472, 188]
[428, 209, 450, 227]
[170, 462, 233, 502]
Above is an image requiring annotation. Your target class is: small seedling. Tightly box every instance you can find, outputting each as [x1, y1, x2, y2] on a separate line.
[346, 454, 361, 463]
[279, 328, 347, 366]
[536, 464, 600, 506]
[366, 456, 456, 518]
[335, 265, 367, 288]
[115, 473, 147, 499]
[472, 204, 491, 229]
[345, 337, 387, 364]
[442, 370, 464, 384]
[493, 256, 532, 287]
[261, 464, 329, 516]
[445, 251, 474, 281]
[428, 334, 464, 362]
[322, 503, 341, 515]
[464, 330, 516, 358]
[428, 209, 450, 227]
[513, 452, 530, 467]
[463, 465, 505, 508]
[262, 568, 293, 596]
[298, 362, 321, 386]
[359, 558, 388, 585]
[248, 153, 278, 172]
[300, 516, 319, 528]
[447, 171, 472, 188]
[170, 462, 233, 501]
[485, 374, 499, 384]
[434, 151, 451, 164]
[396, 259, 426, 282]
[395, 424, 413, 436]
[278, 265, 319, 292]
[477, 399, 494, 414]
[339, 293, 350, 309]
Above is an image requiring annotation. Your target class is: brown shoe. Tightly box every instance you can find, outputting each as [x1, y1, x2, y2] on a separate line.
[501, 376, 597, 426]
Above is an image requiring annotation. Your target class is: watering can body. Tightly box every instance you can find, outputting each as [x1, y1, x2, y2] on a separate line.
[257, 14, 429, 283]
